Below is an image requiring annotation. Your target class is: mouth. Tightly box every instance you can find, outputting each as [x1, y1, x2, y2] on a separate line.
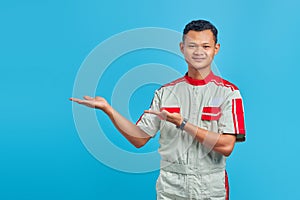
[192, 57, 206, 62]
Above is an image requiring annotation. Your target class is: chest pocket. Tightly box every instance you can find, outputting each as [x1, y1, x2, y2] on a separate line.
[201, 106, 221, 121]
[160, 107, 180, 113]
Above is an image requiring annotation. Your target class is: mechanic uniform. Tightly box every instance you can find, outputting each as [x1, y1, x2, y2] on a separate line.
[137, 71, 246, 200]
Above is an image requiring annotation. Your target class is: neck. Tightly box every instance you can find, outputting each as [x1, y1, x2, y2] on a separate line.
[187, 66, 211, 80]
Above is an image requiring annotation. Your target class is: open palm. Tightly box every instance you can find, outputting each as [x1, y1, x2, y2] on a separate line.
[70, 96, 108, 110]
[144, 109, 182, 127]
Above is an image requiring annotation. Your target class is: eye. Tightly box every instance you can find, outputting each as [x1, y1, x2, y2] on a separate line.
[203, 45, 211, 49]
[188, 44, 196, 48]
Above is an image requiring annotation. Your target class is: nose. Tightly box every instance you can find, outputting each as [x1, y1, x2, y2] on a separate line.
[193, 47, 205, 55]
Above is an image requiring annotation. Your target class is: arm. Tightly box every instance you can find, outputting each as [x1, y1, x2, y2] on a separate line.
[145, 110, 236, 156]
[70, 96, 151, 148]
[183, 122, 236, 157]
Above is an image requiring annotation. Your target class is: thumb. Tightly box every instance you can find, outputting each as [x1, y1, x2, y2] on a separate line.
[158, 110, 168, 120]
[83, 96, 93, 100]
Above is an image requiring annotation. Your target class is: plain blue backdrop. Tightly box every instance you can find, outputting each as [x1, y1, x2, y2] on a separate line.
[1, 0, 300, 199]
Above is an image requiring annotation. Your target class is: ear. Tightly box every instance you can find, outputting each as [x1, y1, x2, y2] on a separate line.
[214, 43, 220, 55]
[179, 42, 184, 54]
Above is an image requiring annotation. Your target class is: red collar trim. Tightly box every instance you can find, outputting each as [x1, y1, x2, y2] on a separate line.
[184, 71, 216, 86]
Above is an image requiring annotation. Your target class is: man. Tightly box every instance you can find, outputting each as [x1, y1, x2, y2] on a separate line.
[70, 19, 246, 200]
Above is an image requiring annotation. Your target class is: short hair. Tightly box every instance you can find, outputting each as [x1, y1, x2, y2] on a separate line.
[183, 20, 218, 43]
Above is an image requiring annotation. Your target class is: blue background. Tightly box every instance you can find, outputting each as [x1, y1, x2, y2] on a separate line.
[1, 0, 299, 199]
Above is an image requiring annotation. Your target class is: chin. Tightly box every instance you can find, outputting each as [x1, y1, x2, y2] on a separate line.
[190, 64, 209, 71]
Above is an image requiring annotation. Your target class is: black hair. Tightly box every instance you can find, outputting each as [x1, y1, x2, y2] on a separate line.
[183, 20, 218, 43]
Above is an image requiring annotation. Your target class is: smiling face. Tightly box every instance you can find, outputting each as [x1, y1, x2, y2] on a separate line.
[180, 30, 220, 77]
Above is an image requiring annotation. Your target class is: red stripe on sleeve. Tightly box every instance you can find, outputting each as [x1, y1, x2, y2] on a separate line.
[232, 99, 238, 133]
[235, 99, 245, 134]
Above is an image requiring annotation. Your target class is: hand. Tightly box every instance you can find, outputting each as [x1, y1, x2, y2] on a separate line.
[69, 96, 109, 111]
[144, 109, 183, 127]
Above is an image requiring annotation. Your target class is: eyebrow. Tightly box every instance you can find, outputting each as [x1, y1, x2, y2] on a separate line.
[186, 42, 211, 45]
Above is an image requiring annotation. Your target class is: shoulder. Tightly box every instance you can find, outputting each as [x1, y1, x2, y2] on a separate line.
[210, 74, 239, 91]
[210, 75, 244, 101]
[155, 76, 186, 92]
[162, 76, 186, 87]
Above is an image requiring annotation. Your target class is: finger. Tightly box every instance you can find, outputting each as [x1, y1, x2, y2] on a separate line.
[144, 110, 157, 114]
[80, 100, 95, 108]
[145, 110, 167, 120]
[84, 96, 93, 100]
[69, 97, 82, 102]
[144, 110, 160, 115]
[159, 110, 168, 120]
[161, 110, 169, 115]
[95, 96, 103, 100]
[74, 99, 95, 107]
